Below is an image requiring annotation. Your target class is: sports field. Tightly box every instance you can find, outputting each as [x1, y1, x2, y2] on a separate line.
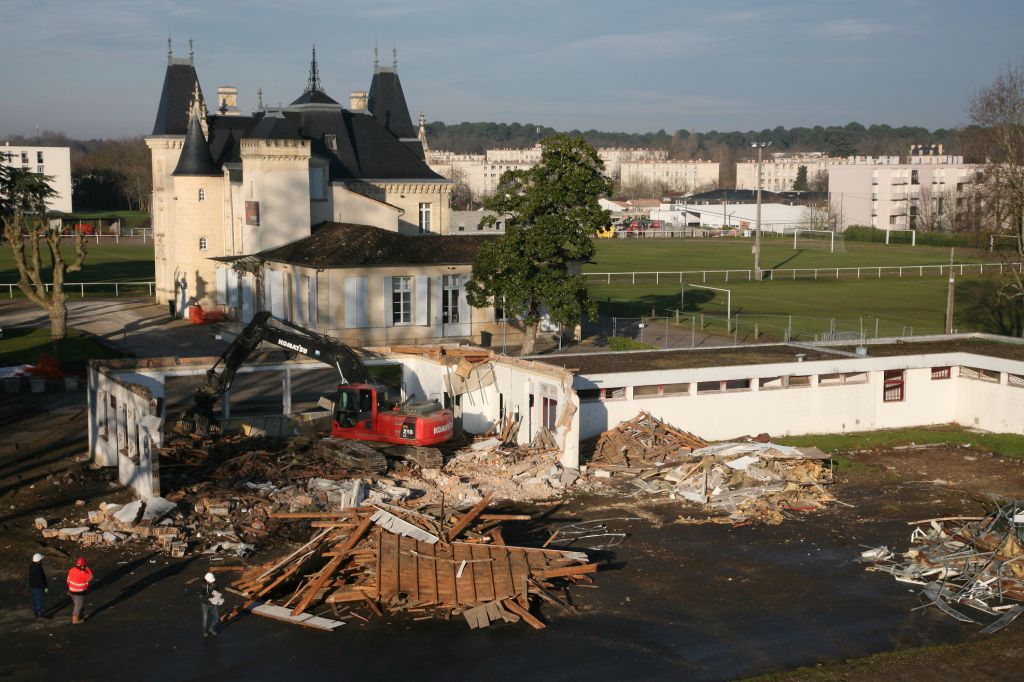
[586, 239, 1013, 339]
[585, 237, 989, 273]
[0, 242, 154, 289]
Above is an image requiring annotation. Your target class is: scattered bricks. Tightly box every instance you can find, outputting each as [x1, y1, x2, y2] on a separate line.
[57, 527, 90, 540]
[41, 528, 60, 539]
[170, 542, 187, 558]
[34, 517, 48, 530]
[88, 510, 105, 524]
[152, 526, 180, 538]
[81, 531, 103, 545]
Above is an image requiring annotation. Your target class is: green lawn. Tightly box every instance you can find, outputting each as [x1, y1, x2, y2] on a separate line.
[0, 327, 122, 371]
[586, 238, 989, 273]
[54, 210, 151, 229]
[0, 242, 155, 291]
[776, 425, 1024, 460]
[589, 276, 1007, 340]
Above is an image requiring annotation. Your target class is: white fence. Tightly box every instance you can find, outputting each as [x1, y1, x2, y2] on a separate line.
[1, 281, 155, 298]
[585, 261, 1024, 285]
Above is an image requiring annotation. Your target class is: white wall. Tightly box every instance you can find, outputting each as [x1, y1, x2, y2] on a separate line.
[0, 145, 72, 212]
[575, 351, 1022, 441]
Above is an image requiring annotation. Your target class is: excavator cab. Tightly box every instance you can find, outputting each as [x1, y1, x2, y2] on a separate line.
[335, 385, 383, 428]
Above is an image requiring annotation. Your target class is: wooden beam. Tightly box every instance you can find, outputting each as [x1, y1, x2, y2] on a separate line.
[502, 599, 544, 629]
[479, 514, 532, 521]
[447, 495, 492, 542]
[291, 514, 374, 617]
[269, 510, 368, 519]
[534, 563, 599, 579]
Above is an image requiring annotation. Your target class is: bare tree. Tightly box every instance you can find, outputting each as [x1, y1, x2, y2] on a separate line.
[969, 64, 1024, 330]
[0, 164, 87, 341]
[809, 170, 829, 193]
[914, 185, 956, 232]
[800, 199, 839, 231]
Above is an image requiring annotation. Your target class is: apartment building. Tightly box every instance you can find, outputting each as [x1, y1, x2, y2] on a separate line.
[618, 160, 719, 192]
[828, 156, 979, 231]
[0, 143, 73, 212]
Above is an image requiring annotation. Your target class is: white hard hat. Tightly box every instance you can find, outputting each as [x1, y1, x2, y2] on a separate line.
[32, 553, 43, 563]
[204, 572, 216, 583]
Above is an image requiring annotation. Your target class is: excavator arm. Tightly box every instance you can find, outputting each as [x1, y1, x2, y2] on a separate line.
[184, 311, 373, 433]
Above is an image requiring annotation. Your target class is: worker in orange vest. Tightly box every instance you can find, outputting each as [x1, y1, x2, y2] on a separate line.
[66, 557, 94, 624]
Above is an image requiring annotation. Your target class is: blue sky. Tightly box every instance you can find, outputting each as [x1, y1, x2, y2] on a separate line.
[1, 0, 1021, 139]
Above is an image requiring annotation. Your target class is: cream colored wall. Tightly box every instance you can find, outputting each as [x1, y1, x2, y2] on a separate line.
[145, 136, 184, 301]
[620, 161, 720, 190]
[331, 184, 401, 230]
[0, 145, 73, 212]
[239, 139, 312, 252]
[347, 181, 452, 235]
[169, 174, 226, 308]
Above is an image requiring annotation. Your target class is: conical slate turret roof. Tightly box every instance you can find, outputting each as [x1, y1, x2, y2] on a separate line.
[173, 114, 220, 176]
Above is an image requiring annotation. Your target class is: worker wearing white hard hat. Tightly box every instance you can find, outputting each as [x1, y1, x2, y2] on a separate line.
[29, 553, 48, 619]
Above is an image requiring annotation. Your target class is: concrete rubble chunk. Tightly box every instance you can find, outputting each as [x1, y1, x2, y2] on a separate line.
[34, 517, 48, 529]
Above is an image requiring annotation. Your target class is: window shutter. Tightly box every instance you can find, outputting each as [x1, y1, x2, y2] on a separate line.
[307, 275, 317, 329]
[415, 276, 429, 326]
[226, 269, 240, 308]
[344, 276, 368, 329]
[458, 274, 472, 327]
[241, 278, 254, 322]
[383, 276, 393, 327]
[215, 269, 227, 305]
[432, 276, 443, 328]
[292, 273, 304, 326]
[268, 270, 285, 317]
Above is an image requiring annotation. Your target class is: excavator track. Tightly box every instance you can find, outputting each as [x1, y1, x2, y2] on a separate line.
[317, 439, 389, 475]
[382, 445, 444, 469]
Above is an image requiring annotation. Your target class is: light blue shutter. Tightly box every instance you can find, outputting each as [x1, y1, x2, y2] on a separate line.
[226, 269, 240, 308]
[458, 275, 471, 330]
[307, 275, 317, 329]
[344, 276, 368, 328]
[292, 272, 305, 326]
[414, 276, 429, 326]
[383, 276, 393, 327]
[241, 277, 254, 322]
[432, 276, 443, 332]
[268, 270, 284, 317]
[215, 268, 227, 305]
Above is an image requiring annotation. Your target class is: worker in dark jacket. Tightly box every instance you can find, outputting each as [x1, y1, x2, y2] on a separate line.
[66, 557, 94, 624]
[199, 572, 224, 637]
[29, 554, 47, 619]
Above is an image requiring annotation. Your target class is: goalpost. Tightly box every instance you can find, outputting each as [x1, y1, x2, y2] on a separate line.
[885, 229, 916, 246]
[793, 229, 845, 253]
[989, 233, 1023, 253]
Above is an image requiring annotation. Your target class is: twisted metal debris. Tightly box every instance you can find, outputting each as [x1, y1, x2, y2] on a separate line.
[863, 502, 1024, 633]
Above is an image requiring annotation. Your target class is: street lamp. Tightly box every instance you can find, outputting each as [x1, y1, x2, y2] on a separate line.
[752, 141, 771, 279]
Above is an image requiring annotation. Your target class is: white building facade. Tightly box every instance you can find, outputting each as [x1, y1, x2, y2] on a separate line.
[0, 143, 73, 212]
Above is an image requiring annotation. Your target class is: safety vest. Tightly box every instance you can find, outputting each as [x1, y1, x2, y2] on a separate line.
[67, 566, 92, 593]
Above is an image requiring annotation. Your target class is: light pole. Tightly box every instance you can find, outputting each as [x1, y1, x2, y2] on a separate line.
[752, 141, 771, 279]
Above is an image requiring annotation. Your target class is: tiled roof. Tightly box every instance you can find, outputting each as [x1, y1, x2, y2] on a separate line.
[257, 222, 496, 268]
[153, 62, 203, 136]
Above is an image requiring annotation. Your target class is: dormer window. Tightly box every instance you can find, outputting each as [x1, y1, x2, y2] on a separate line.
[324, 134, 337, 151]
[198, 188, 206, 202]
[198, 237, 208, 251]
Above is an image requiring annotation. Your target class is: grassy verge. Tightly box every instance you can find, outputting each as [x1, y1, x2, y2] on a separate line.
[0, 242, 154, 291]
[776, 424, 1024, 460]
[0, 327, 122, 372]
[586, 238, 989, 273]
[607, 336, 657, 351]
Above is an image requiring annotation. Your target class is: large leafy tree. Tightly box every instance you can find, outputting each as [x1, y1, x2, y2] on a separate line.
[467, 134, 611, 355]
[1, 159, 87, 341]
[968, 64, 1024, 333]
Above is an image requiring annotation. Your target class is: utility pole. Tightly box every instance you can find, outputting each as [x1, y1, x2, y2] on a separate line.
[752, 141, 771, 279]
[945, 247, 956, 334]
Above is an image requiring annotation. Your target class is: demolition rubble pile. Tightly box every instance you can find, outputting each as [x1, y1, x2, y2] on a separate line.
[418, 423, 583, 507]
[861, 503, 1024, 633]
[225, 497, 596, 631]
[40, 419, 580, 556]
[585, 412, 835, 524]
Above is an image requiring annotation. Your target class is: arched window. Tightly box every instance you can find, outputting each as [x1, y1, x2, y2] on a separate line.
[198, 188, 206, 202]
[198, 237, 208, 251]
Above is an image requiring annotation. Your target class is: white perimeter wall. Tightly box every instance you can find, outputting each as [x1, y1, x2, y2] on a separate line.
[577, 351, 1024, 440]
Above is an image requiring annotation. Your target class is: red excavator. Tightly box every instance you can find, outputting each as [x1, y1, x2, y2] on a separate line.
[179, 311, 453, 447]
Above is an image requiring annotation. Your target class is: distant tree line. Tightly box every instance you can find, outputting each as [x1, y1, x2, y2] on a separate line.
[425, 121, 971, 162]
[2, 131, 150, 211]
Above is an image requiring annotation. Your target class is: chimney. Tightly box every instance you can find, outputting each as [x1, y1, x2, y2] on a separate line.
[349, 90, 368, 111]
[217, 86, 240, 116]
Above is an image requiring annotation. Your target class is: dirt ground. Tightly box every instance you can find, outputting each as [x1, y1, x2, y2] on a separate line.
[2, 390, 1024, 681]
